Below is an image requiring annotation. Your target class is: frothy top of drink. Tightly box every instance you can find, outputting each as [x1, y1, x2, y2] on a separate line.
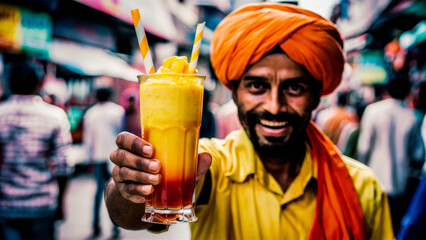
[157, 56, 190, 73]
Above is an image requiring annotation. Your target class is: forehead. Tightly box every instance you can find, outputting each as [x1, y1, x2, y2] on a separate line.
[244, 53, 308, 78]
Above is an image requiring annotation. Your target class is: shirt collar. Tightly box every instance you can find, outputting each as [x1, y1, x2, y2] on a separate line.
[225, 129, 256, 182]
[228, 129, 317, 197]
[9, 94, 42, 102]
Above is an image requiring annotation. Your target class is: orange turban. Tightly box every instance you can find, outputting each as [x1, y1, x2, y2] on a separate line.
[211, 3, 344, 96]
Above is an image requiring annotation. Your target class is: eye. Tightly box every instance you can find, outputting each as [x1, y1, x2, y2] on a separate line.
[283, 83, 308, 96]
[246, 81, 268, 94]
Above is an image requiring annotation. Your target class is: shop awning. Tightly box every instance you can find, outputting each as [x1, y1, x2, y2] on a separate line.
[344, 34, 369, 53]
[49, 40, 142, 81]
[74, 0, 187, 44]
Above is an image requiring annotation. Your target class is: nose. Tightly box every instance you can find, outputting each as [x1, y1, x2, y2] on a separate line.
[263, 87, 284, 115]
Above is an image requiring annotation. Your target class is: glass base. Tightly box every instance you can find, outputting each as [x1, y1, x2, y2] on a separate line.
[142, 204, 198, 224]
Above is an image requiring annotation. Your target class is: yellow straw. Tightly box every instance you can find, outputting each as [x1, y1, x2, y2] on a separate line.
[188, 22, 206, 74]
[131, 9, 155, 74]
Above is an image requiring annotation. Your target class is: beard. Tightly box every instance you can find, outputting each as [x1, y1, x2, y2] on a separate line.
[238, 108, 309, 159]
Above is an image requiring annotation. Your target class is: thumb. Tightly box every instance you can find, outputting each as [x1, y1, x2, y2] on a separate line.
[196, 152, 212, 181]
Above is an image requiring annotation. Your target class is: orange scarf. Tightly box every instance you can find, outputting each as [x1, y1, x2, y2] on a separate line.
[307, 121, 367, 239]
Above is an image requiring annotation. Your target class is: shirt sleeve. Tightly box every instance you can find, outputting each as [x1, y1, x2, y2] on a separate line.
[343, 157, 394, 239]
[408, 119, 425, 169]
[357, 107, 375, 165]
[195, 138, 218, 206]
[51, 110, 73, 176]
[368, 186, 394, 240]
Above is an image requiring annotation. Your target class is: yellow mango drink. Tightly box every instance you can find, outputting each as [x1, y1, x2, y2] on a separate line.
[139, 56, 205, 224]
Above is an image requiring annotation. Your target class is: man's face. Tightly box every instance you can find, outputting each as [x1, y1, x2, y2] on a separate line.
[233, 53, 320, 158]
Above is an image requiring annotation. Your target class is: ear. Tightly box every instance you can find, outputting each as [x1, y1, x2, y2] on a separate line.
[311, 80, 322, 110]
[230, 80, 239, 105]
[312, 95, 321, 110]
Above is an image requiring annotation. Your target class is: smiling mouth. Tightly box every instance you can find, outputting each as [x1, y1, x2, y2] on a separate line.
[260, 119, 288, 128]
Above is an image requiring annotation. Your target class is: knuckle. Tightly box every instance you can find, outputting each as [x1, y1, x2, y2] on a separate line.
[130, 135, 140, 153]
[109, 149, 117, 162]
[135, 158, 147, 171]
[112, 166, 120, 180]
[118, 166, 130, 179]
[114, 149, 126, 165]
[126, 184, 141, 196]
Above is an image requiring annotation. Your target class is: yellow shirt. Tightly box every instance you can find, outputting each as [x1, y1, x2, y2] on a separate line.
[191, 129, 394, 240]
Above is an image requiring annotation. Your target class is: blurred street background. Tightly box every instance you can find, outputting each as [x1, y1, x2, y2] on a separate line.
[55, 172, 191, 240]
[1, 0, 426, 239]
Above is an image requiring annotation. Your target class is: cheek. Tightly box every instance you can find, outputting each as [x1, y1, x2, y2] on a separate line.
[236, 92, 264, 111]
[286, 97, 313, 120]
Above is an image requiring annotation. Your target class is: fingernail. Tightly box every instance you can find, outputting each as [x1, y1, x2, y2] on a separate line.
[141, 185, 153, 195]
[143, 145, 152, 156]
[149, 161, 159, 172]
[148, 174, 161, 185]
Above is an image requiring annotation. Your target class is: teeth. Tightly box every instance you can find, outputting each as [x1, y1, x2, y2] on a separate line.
[260, 119, 287, 127]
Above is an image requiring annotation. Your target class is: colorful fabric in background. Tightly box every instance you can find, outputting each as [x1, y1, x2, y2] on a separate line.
[210, 2, 344, 96]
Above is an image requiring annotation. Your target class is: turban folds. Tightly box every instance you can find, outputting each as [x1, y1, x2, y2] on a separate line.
[211, 3, 344, 96]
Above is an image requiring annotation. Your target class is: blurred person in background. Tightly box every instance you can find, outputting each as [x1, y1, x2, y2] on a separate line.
[123, 95, 141, 136]
[41, 87, 71, 223]
[199, 89, 216, 138]
[357, 75, 425, 234]
[104, 3, 393, 239]
[0, 58, 72, 240]
[397, 175, 426, 240]
[412, 81, 426, 124]
[412, 81, 426, 176]
[83, 87, 124, 239]
[42, 92, 71, 223]
[316, 91, 357, 146]
[215, 98, 242, 139]
[340, 103, 367, 159]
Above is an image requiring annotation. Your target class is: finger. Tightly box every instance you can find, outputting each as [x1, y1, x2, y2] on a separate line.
[115, 131, 154, 158]
[112, 165, 161, 186]
[110, 148, 161, 174]
[112, 165, 122, 182]
[116, 182, 154, 203]
[111, 166, 151, 203]
[116, 166, 161, 185]
[196, 152, 212, 181]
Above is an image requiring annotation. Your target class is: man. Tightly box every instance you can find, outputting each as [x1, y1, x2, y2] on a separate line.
[0, 58, 72, 240]
[357, 76, 425, 233]
[397, 176, 426, 240]
[215, 99, 242, 138]
[316, 92, 357, 146]
[83, 87, 124, 238]
[123, 95, 141, 136]
[200, 89, 216, 138]
[105, 3, 393, 239]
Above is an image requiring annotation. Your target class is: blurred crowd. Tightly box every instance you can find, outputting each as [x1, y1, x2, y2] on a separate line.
[1, 45, 425, 240]
[0, 0, 426, 239]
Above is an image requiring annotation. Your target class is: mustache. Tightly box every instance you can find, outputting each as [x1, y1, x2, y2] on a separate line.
[253, 111, 302, 124]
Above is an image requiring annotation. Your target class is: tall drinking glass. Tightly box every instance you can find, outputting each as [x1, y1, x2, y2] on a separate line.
[138, 73, 205, 224]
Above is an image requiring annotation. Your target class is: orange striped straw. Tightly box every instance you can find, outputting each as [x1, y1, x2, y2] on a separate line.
[188, 22, 206, 74]
[131, 9, 155, 74]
